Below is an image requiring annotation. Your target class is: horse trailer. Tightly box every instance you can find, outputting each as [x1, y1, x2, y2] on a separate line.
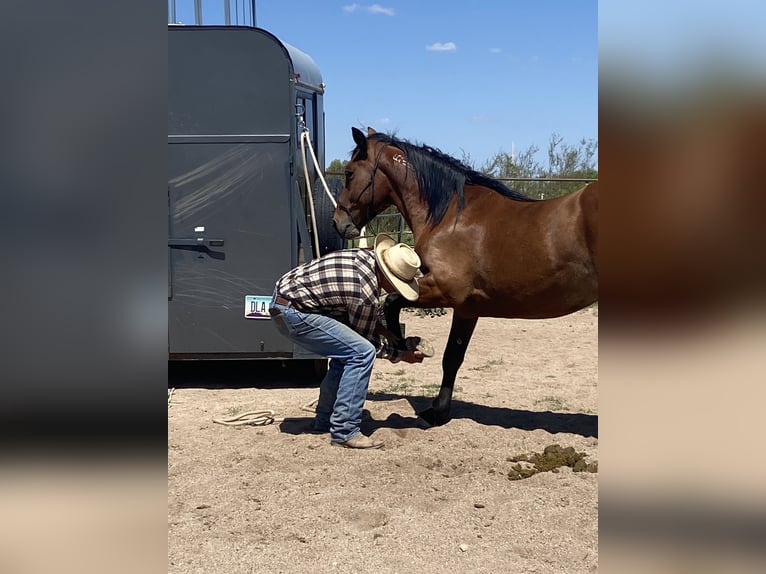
[168, 3, 343, 367]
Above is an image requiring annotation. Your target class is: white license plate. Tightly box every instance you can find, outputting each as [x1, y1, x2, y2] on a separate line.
[244, 295, 272, 319]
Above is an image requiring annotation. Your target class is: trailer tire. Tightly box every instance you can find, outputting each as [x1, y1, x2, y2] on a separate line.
[313, 177, 346, 255]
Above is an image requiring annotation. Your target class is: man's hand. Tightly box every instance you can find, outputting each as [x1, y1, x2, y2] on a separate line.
[398, 350, 424, 364]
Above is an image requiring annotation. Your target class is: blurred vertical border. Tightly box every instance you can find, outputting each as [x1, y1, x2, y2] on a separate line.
[0, 1, 166, 573]
[600, 1, 766, 572]
[1, 1, 166, 445]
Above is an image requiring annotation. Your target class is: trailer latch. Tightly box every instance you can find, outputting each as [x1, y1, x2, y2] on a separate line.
[168, 237, 225, 247]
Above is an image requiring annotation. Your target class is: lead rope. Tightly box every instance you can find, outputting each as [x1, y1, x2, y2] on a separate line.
[299, 125, 366, 251]
[300, 124, 335, 258]
[212, 410, 282, 426]
[211, 398, 319, 427]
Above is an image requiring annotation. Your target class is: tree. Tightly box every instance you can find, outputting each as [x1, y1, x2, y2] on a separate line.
[482, 133, 597, 199]
[326, 158, 347, 174]
[544, 133, 598, 180]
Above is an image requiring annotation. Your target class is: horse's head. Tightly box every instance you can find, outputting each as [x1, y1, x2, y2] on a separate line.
[333, 127, 396, 239]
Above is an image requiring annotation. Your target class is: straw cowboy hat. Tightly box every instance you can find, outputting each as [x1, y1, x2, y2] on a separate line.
[374, 234, 421, 301]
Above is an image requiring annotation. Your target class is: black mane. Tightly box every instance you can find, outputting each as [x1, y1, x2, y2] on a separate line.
[370, 132, 536, 225]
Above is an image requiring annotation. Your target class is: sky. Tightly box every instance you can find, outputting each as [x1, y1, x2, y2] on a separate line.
[170, 0, 597, 168]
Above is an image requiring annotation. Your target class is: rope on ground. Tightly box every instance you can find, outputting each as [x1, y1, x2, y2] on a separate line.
[168, 387, 176, 407]
[212, 398, 318, 427]
[301, 398, 318, 413]
[212, 410, 284, 427]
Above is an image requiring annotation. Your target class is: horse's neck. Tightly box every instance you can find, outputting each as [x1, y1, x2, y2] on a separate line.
[386, 168, 429, 237]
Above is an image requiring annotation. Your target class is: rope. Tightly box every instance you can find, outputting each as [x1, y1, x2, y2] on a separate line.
[300, 125, 339, 258]
[300, 128, 323, 258]
[300, 126, 337, 209]
[300, 125, 367, 251]
[212, 410, 283, 427]
[301, 398, 318, 413]
[212, 398, 318, 427]
[168, 387, 176, 407]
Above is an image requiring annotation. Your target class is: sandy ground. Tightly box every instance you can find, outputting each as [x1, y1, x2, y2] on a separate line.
[168, 306, 598, 573]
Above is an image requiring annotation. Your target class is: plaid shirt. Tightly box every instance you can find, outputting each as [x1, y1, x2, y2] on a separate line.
[274, 248, 398, 359]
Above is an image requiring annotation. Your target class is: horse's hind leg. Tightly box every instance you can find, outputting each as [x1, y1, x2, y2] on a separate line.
[418, 315, 478, 427]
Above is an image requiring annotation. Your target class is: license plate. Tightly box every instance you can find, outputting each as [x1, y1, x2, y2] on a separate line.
[244, 295, 272, 319]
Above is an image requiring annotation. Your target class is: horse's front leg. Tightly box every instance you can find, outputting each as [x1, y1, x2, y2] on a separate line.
[418, 315, 478, 427]
[384, 272, 475, 425]
[381, 292, 409, 349]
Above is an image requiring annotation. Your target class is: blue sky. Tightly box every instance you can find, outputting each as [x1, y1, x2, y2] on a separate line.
[171, 0, 597, 168]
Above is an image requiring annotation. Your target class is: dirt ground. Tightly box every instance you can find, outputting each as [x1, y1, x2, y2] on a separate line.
[168, 306, 598, 573]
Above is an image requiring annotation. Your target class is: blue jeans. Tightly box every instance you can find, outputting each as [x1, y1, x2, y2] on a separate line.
[269, 300, 376, 442]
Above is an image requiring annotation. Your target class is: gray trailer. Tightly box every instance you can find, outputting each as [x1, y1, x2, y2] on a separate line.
[168, 5, 343, 367]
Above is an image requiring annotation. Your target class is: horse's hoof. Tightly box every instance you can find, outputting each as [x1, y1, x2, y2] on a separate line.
[417, 407, 450, 427]
[405, 336, 435, 358]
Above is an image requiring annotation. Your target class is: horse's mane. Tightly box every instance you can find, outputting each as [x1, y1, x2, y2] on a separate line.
[370, 132, 536, 225]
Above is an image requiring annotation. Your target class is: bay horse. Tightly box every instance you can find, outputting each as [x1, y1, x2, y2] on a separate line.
[333, 127, 598, 426]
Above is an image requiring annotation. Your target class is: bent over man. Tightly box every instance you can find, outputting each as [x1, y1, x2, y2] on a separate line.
[268, 234, 427, 449]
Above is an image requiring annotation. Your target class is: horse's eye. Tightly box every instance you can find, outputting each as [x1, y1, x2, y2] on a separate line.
[345, 171, 353, 185]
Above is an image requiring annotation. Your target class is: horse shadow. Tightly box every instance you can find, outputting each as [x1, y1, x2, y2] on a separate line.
[366, 392, 598, 438]
[169, 360, 597, 439]
[279, 408, 430, 436]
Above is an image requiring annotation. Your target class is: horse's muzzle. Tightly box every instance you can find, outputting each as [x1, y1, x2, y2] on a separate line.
[333, 214, 360, 239]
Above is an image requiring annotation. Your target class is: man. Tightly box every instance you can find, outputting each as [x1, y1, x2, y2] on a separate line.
[269, 234, 428, 449]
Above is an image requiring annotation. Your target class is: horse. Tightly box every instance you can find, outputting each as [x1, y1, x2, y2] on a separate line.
[333, 127, 598, 426]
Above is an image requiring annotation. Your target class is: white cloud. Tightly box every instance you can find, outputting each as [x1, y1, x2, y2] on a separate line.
[343, 3, 395, 16]
[426, 42, 457, 52]
[369, 4, 395, 16]
[490, 47, 502, 54]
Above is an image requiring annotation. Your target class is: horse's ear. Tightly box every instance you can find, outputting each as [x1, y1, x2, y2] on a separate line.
[367, 127, 377, 136]
[352, 127, 367, 147]
[351, 127, 368, 160]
